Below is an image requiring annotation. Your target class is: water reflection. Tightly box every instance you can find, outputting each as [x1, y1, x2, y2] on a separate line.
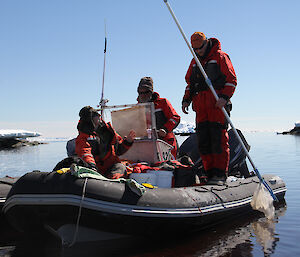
[5, 202, 286, 257]
[126, 202, 287, 257]
[293, 134, 300, 149]
[251, 204, 286, 257]
[191, 203, 287, 257]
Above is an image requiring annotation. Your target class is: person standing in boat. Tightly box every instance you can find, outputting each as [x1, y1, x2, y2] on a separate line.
[182, 32, 237, 185]
[137, 76, 181, 159]
[76, 106, 136, 179]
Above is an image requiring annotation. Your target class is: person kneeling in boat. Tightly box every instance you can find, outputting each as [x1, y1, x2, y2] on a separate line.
[75, 106, 136, 179]
[137, 76, 181, 159]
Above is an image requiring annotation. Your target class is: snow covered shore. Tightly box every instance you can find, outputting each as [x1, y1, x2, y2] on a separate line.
[0, 130, 41, 139]
[0, 129, 43, 149]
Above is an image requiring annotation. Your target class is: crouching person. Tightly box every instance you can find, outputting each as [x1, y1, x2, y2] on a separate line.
[76, 106, 136, 179]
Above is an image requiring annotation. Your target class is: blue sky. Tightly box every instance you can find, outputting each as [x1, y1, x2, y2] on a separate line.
[1, 0, 299, 137]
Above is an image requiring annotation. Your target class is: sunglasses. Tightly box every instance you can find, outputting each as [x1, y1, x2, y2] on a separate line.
[193, 42, 206, 51]
[138, 90, 151, 95]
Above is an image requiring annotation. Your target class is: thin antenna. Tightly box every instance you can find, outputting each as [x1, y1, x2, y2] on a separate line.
[99, 20, 108, 116]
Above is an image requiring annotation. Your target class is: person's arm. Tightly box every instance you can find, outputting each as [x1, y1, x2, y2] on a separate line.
[182, 60, 194, 114]
[75, 136, 97, 170]
[182, 94, 191, 114]
[125, 130, 136, 143]
[217, 53, 237, 101]
[115, 130, 135, 156]
[160, 98, 181, 134]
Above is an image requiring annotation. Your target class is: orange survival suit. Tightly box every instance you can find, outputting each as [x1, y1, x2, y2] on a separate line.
[75, 106, 133, 179]
[139, 92, 181, 158]
[183, 37, 237, 178]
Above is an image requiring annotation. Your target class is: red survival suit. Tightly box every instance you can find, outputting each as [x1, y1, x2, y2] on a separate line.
[183, 38, 237, 177]
[76, 120, 133, 179]
[138, 92, 180, 158]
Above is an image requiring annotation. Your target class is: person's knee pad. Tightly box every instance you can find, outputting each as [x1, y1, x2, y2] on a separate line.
[196, 122, 210, 154]
[209, 122, 223, 154]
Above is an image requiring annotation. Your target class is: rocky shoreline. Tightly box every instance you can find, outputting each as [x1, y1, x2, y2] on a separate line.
[0, 138, 46, 150]
[278, 127, 300, 135]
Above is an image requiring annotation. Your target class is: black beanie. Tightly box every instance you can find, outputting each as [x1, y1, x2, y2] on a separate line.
[77, 106, 99, 134]
[138, 77, 154, 92]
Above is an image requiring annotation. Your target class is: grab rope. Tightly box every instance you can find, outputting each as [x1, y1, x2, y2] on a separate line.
[193, 186, 225, 207]
[68, 177, 88, 247]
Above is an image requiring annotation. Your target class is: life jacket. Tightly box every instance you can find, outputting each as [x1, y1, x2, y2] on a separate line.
[189, 40, 227, 96]
[152, 92, 180, 157]
[183, 37, 237, 104]
[151, 92, 180, 133]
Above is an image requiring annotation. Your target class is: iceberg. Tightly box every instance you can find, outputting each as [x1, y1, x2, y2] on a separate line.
[174, 121, 195, 135]
[0, 129, 41, 139]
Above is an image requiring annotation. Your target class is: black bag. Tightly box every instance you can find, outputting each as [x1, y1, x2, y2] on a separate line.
[173, 168, 196, 187]
[52, 156, 95, 171]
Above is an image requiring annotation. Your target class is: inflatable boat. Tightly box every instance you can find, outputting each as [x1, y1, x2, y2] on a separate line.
[3, 168, 286, 240]
[0, 176, 21, 242]
[1, 129, 287, 243]
[0, 176, 19, 210]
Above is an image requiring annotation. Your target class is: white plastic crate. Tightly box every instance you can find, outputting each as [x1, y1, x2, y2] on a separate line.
[120, 139, 173, 164]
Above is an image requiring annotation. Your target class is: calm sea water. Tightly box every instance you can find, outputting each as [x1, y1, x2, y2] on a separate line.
[0, 132, 299, 256]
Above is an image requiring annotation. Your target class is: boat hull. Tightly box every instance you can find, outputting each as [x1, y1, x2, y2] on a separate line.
[3, 171, 286, 237]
